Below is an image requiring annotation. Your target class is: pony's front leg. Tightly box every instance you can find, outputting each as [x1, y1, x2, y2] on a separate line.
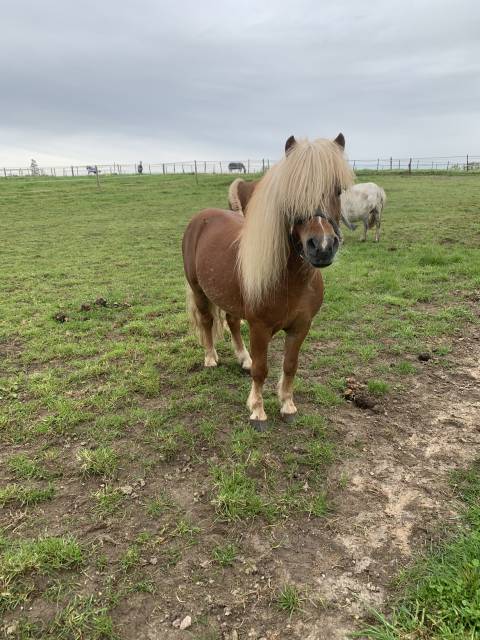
[278, 325, 310, 422]
[247, 323, 270, 431]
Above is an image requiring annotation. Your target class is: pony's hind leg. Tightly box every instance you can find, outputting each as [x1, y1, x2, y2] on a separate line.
[277, 325, 310, 422]
[361, 217, 368, 242]
[374, 209, 381, 242]
[226, 314, 252, 371]
[186, 283, 222, 367]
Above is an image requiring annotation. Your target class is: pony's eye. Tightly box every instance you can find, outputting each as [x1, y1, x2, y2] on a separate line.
[336, 187, 342, 197]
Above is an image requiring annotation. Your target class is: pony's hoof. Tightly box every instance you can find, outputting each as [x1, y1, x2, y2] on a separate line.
[250, 419, 268, 432]
[281, 412, 297, 424]
[204, 356, 218, 367]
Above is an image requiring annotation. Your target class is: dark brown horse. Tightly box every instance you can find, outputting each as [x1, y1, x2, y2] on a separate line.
[182, 134, 353, 429]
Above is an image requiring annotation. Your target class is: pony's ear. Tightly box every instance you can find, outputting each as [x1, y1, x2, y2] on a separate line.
[285, 135, 296, 155]
[333, 132, 345, 149]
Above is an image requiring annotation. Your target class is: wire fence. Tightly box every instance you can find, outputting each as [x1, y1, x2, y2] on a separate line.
[1, 155, 480, 178]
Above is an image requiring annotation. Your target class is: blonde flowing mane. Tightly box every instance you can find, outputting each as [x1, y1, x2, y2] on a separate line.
[238, 137, 354, 307]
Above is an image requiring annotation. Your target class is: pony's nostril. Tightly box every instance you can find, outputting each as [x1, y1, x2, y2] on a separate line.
[307, 237, 318, 252]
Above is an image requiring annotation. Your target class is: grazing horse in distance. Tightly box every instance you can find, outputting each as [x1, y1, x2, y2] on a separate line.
[340, 182, 386, 242]
[228, 162, 247, 173]
[182, 133, 353, 430]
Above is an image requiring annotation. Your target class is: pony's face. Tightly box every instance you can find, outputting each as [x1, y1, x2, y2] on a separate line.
[292, 212, 341, 268]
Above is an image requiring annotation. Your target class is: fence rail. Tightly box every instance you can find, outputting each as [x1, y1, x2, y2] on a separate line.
[1, 155, 480, 178]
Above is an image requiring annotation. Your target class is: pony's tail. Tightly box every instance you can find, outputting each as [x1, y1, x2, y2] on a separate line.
[186, 283, 225, 346]
[228, 178, 244, 212]
[368, 189, 386, 228]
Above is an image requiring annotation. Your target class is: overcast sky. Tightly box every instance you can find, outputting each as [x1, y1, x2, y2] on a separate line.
[1, 0, 479, 167]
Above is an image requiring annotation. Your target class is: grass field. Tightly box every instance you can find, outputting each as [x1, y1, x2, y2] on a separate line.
[1, 171, 479, 639]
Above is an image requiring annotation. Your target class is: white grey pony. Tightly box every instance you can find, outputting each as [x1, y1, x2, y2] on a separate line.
[340, 182, 386, 242]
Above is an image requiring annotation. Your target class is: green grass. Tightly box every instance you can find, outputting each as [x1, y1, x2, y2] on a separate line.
[145, 492, 175, 518]
[357, 461, 480, 639]
[277, 584, 302, 615]
[367, 379, 391, 395]
[7, 454, 46, 480]
[212, 543, 238, 567]
[93, 486, 124, 517]
[211, 464, 275, 521]
[0, 172, 479, 635]
[77, 447, 119, 478]
[43, 595, 117, 640]
[120, 546, 141, 572]
[0, 483, 55, 506]
[0, 535, 83, 612]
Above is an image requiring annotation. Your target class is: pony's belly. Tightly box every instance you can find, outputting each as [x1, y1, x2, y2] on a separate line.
[344, 209, 365, 222]
[199, 274, 245, 318]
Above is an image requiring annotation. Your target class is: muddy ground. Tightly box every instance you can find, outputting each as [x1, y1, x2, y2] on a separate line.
[2, 328, 480, 640]
[139, 330, 480, 640]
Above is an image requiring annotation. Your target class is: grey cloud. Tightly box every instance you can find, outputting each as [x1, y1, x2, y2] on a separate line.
[1, 0, 479, 165]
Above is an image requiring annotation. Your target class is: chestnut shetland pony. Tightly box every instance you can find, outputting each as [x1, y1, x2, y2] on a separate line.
[182, 134, 353, 430]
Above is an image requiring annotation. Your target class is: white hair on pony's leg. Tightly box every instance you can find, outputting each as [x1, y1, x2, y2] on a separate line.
[185, 282, 225, 366]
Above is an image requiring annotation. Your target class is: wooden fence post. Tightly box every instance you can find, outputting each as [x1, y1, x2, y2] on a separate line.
[95, 165, 100, 189]
[71, 166, 74, 177]
[446, 161, 450, 171]
[376, 158, 379, 171]
[3, 168, 6, 178]
[466, 154, 469, 171]
[353, 160, 356, 170]
[390, 157, 392, 170]
[408, 158, 412, 174]
[262, 159, 265, 173]
[194, 160, 198, 184]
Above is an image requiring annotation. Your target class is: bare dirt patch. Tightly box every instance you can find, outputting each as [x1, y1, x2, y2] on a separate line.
[124, 332, 476, 638]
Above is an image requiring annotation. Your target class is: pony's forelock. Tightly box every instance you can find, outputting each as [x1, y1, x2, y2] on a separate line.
[238, 138, 354, 307]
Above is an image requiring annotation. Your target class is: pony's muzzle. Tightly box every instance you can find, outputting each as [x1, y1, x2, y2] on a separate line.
[305, 234, 339, 267]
